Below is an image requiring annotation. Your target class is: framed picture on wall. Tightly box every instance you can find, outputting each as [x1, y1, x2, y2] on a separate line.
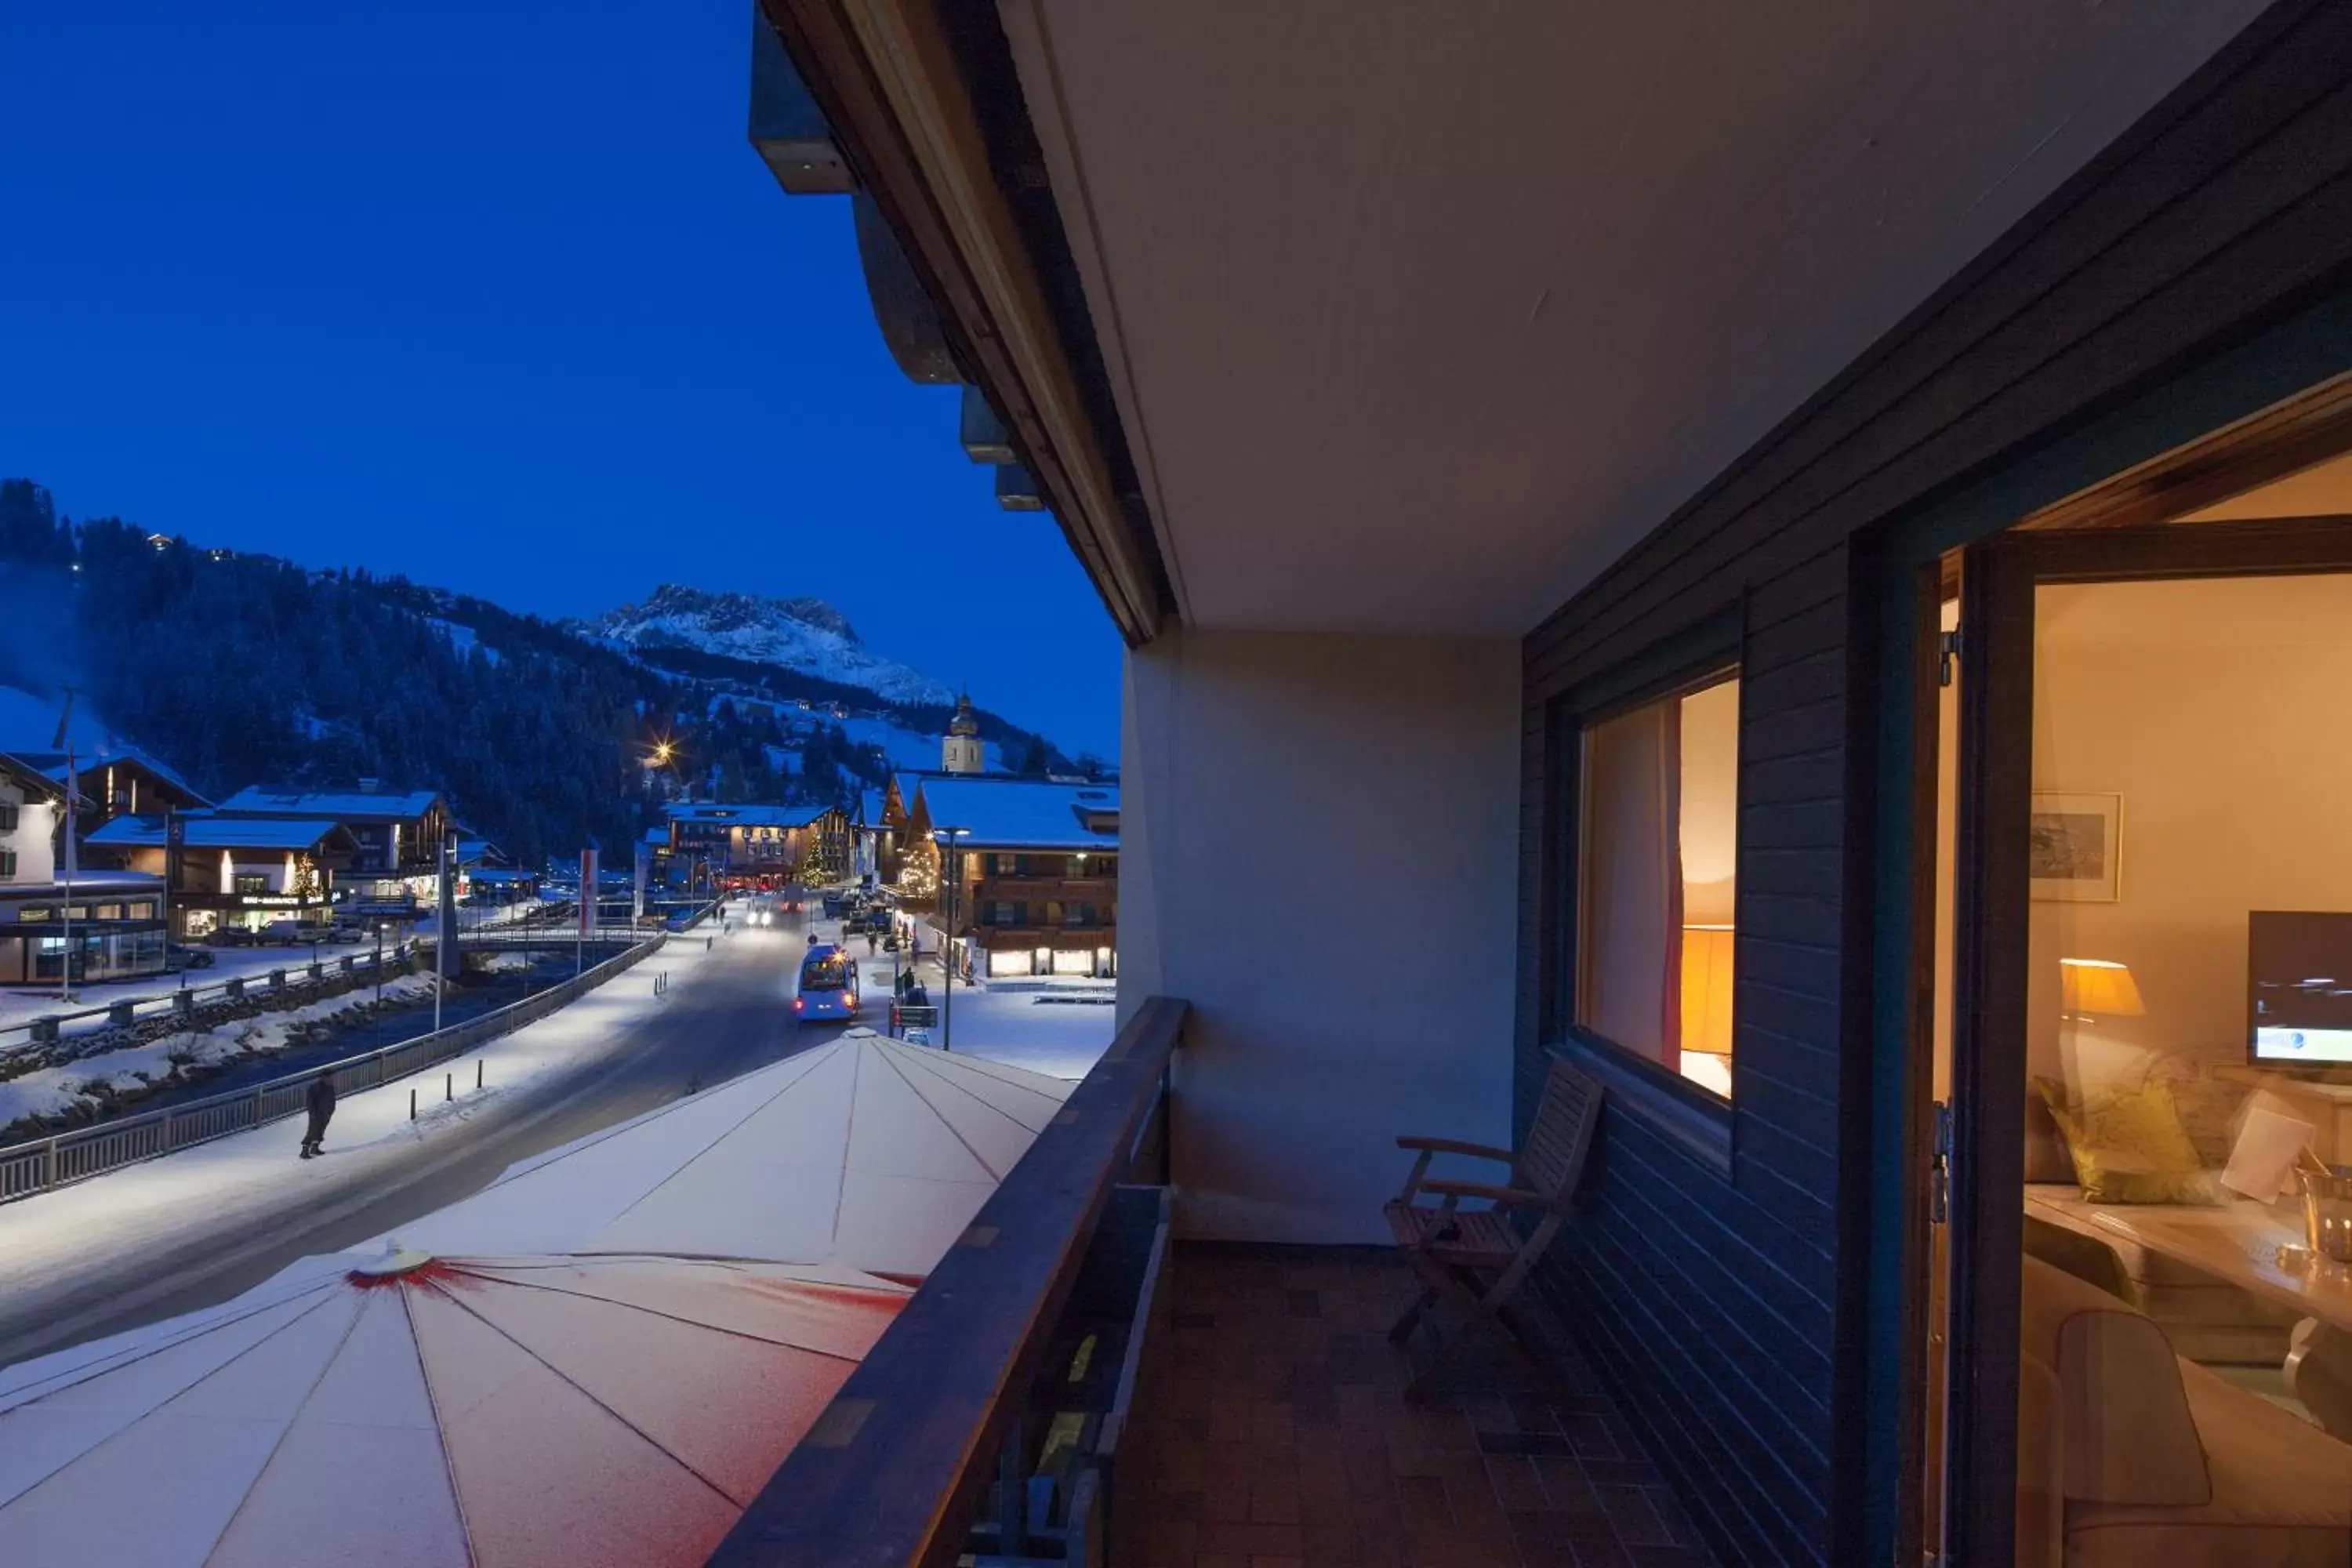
[2029, 792, 2122, 902]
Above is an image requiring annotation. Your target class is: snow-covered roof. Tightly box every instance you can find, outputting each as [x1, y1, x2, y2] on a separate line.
[0, 752, 67, 802]
[215, 786, 442, 822]
[6, 749, 208, 804]
[641, 826, 670, 847]
[453, 835, 507, 866]
[663, 802, 832, 829]
[857, 788, 886, 826]
[914, 778, 1119, 851]
[86, 813, 350, 852]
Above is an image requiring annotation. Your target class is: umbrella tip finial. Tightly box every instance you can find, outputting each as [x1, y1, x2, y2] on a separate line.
[350, 1242, 437, 1281]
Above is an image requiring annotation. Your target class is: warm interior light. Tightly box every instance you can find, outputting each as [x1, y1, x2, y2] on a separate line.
[1679, 924, 1735, 1058]
[2060, 956, 2145, 1018]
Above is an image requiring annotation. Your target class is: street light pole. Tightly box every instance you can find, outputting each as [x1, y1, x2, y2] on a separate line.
[933, 826, 967, 1052]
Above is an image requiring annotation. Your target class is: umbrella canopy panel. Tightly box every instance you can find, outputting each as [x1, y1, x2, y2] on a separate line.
[0, 1253, 906, 1568]
[392, 1033, 1076, 1277]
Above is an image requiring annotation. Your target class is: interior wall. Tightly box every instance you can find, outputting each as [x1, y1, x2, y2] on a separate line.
[1119, 625, 1521, 1243]
[2028, 573, 2352, 1083]
[1679, 678, 1740, 925]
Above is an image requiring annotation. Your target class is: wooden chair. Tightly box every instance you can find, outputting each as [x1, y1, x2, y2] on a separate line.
[1383, 1057, 1602, 1397]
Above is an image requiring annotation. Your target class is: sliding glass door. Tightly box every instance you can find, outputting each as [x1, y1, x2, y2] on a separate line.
[1935, 508, 2352, 1566]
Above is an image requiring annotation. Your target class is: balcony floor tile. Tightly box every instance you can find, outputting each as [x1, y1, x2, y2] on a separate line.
[1129, 1243, 1715, 1568]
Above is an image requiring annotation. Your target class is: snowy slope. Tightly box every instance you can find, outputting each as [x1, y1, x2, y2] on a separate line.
[574, 585, 952, 707]
[0, 683, 115, 753]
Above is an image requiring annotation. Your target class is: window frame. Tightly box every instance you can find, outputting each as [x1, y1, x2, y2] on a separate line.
[1543, 608, 1744, 1167]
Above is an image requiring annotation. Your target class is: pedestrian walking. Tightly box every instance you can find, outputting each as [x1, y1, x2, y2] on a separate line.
[865, 930, 877, 956]
[299, 1069, 337, 1160]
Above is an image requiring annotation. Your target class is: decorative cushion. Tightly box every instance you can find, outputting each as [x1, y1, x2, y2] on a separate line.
[2035, 1076, 2212, 1205]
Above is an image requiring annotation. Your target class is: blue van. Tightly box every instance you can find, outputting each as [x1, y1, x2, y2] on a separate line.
[795, 944, 861, 1022]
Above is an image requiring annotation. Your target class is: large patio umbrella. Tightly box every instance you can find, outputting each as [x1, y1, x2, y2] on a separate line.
[385, 1030, 1075, 1278]
[0, 1245, 908, 1567]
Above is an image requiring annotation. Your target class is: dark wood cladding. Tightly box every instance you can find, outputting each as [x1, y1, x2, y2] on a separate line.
[1514, 7, 2352, 1563]
[708, 996, 1187, 1568]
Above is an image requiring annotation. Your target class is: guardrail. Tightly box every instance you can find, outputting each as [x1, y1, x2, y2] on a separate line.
[710, 995, 1186, 1568]
[0, 896, 727, 1061]
[0, 942, 424, 1060]
[450, 926, 648, 948]
[0, 933, 669, 1204]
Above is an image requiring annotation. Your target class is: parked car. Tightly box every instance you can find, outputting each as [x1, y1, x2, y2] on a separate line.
[255, 920, 314, 947]
[165, 944, 216, 971]
[322, 924, 367, 944]
[205, 927, 256, 948]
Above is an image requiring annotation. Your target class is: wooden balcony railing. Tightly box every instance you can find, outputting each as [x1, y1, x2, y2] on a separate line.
[708, 995, 1188, 1568]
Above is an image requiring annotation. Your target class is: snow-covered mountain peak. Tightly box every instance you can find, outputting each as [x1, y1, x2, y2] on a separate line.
[575, 585, 952, 707]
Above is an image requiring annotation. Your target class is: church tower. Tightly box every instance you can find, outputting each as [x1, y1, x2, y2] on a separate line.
[942, 691, 985, 774]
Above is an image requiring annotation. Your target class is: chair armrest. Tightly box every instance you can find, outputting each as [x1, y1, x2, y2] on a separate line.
[1417, 1178, 1552, 1208]
[1394, 1136, 1515, 1162]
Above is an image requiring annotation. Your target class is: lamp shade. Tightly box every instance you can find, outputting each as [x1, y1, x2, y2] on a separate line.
[2060, 957, 2145, 1018]
[1680, 924, 1736, 1058]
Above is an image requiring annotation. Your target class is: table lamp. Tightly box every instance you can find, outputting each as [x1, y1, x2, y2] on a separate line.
[2060, 956, 2144, 1027]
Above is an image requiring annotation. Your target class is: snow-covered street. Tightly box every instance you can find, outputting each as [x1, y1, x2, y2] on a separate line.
[829, 931, 1116, 1080]
[0, 924, 772, 1368]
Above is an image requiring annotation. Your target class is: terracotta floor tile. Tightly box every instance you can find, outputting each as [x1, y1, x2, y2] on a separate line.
[1160, 1439, 1207, 1489]
[1486, 1454, 1550, 1513]
[1592, 1486, 1671, 1547]
[1530, 1457, 1602, 1515]
[1396, 1472, 1456, 1548]
[1568, 1537, 1633, 1568]
[1198, 1521, 1306, 1558]
[1123, 1245, 1717, 1568]
[1250, 1475, 1302, 1526]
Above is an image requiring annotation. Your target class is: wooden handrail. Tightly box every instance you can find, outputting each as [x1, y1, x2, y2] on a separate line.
[707, 994, 1189, 1568]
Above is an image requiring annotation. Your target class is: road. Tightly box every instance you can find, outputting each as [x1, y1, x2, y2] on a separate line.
[0, 899, 826, 1368]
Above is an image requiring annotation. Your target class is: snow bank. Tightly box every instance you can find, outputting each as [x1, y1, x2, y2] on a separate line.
[0, 975, 437, 1131]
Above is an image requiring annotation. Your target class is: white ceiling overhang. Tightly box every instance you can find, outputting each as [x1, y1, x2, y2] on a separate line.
[1000, 0, 2270, 637]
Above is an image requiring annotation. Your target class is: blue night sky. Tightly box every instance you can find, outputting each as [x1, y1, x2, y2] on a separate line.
[0, 3, 1123, 757]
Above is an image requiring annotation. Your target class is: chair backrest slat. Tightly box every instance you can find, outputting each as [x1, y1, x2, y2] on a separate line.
[1513, 1058, 1602, 1203]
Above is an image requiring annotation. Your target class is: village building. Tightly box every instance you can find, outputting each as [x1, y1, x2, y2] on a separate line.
[210, 785, 450, 907]
[85, 811, 358, 940]
[916, 775, 1116, 980]
[0, 753, 169, 985]
[4, 750, 209, 835]
[663, 800, 848, 891]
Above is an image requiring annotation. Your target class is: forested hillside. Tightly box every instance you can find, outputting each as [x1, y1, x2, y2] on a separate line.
[0, 478, 1066, 864]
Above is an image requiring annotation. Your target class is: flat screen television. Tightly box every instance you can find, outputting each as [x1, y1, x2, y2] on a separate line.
[2249, 910, 2352, 1065]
